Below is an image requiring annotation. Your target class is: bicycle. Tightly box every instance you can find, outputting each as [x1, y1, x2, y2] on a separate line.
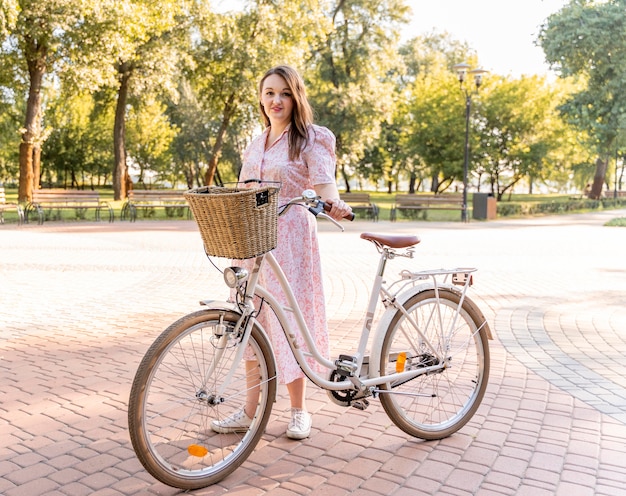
[128, 185, 493, 490]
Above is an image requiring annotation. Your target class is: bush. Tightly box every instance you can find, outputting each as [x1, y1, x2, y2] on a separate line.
[496, 197, 626, 218]
[605, 217, 626, 227]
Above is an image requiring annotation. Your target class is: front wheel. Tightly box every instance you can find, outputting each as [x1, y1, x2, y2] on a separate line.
[128, 309, 277, 489]
[379, 289, 490, 440]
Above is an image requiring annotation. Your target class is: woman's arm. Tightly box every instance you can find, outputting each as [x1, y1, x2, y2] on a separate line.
[314, 183, 353, 221]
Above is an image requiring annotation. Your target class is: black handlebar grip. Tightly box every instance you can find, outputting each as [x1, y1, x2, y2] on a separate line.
[322, 200, 355, 221]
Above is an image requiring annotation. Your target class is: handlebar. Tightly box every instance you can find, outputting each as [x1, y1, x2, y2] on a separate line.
[319, 198, 356, 222]
[242, 180, 355, 226]
[279, 189, 355, 230]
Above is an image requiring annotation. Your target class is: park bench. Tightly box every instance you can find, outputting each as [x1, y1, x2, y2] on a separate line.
[390, 193, 464, 221]
[0, 187, 24, 225]
[340, 192, 379, 221]
[25, 189, 114, 225]
[122, 189, 190, 221]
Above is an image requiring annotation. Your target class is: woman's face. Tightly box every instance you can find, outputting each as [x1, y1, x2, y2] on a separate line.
[260, 73, 294, 126]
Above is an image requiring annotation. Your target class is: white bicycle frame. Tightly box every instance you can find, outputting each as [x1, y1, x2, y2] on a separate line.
[203, 239, 487, 398]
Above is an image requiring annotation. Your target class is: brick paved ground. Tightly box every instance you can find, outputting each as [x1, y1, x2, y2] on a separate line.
[1, 209, 625, 495]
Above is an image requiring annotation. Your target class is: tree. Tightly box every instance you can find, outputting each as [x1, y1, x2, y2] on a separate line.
[73, 0, 191, 200]
[400, 31, 470, 85]
[404, 64, 467, 193]
[42, 90, 115, 188]
[473, 75, 562, 200]
[400, 33, 474, 194]
[5, 0, 87, 201]
[0, 44, 22, 184]
[126, 97, 177, 187]
[359, 119, 407, 192]
[166, 78, 212, 188]
[306, 0, 410, 191]
[189, 0, 329, 186]
[539, 0, 626, 199]
[535, 78, 594, 193]
[0, 107, 21, 185]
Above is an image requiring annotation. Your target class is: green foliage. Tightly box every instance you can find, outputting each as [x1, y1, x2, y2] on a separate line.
[306, 0, 410, 189]
[398, 33, 480, 193]
[182, 0, 329, 185]
[399, 31, 470, 82]
[126, 97, 178, 186]
[539, 0, 626, 195]
[359, 121, 401, 191]
[0, 0, 18, 37]
[404, 62, 465, 192]
[1, 0, 625, 200]
[165, 79, 211, 188]
[474, 75, 566, 199]
[495, 196, 626, 217]
[0, 92, 21, 184]
[59, 0, 190, 94]
[42, 90, 115, 187]
[605, 217, 626, 227]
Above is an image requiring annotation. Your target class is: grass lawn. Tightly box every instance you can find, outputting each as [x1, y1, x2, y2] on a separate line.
[347, 190, 626, 222]
[1, 187, 625, 225]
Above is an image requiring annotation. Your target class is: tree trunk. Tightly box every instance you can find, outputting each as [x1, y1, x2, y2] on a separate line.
[589, 156, 608, 199]
[18, 36, 46, 203]
[18, 142, 35, 202]
[204, 94, 236, 186]
[340, 164, 350, 192]
[409, 172, 417, 194]
[32, 145, 41, 190]
[429, 173, 438, 193]
[113, 66, 132, 201]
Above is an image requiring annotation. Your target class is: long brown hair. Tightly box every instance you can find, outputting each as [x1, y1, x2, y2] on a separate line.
[258, 65, 314, 161]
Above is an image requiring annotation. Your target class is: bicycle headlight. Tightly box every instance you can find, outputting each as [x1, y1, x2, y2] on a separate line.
[223, 266, 248, 288]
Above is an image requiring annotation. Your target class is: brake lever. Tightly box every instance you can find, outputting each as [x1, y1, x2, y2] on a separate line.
[303, 189, 345, 231]
[314, 210, 344, 231]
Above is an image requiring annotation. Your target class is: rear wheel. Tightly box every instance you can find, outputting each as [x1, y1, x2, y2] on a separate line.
[379, 289, 489, 440]
[128, 309, 276, 489]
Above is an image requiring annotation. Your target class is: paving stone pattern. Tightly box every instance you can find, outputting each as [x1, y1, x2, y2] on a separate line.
[1, 209, 626, 495]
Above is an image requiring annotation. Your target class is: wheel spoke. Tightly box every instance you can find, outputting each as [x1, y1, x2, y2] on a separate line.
[379, 290, 489, 440]
[128, 310, 276, 490]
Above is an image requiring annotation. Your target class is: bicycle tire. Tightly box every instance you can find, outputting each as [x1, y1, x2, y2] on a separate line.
[128, 309, 277, 489]
[379, 289, 489, 440]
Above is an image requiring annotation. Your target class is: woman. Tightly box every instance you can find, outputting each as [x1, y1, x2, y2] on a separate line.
[211, 65, 352, 439]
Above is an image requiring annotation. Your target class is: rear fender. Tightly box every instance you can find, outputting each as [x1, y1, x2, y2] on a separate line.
[369, 284, 493, 378]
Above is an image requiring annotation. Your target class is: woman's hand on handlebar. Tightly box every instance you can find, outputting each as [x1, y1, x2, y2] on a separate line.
[325, 198, 354, 221]
[314, 183, 354, 221]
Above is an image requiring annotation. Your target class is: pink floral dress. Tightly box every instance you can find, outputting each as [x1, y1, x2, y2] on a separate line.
[238, 124, 335, 384]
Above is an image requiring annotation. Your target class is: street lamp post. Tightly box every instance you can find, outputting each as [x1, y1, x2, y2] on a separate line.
[453, 63, 487, 222]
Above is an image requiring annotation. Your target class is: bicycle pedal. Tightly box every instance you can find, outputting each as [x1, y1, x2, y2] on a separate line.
[335, 354, 358, 378]
[351, 399, 369, 411]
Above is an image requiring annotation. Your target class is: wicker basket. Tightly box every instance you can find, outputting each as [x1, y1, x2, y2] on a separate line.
[184, 184, 280, 259]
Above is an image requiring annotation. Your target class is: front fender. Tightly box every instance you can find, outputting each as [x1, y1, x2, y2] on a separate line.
[199, 299, 240, 313]
[369, 283, 492, 379]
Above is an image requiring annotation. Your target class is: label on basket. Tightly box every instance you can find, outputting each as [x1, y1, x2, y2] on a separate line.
[256, 190, 269, 207]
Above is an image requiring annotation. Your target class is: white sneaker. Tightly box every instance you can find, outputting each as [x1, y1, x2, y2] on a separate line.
[211, 409, 252, 434]
[286, 408, 312, 440]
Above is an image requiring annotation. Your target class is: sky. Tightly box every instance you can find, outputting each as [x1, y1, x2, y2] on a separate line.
[402, 0, 570, 77]
[216, 0, 571, 77]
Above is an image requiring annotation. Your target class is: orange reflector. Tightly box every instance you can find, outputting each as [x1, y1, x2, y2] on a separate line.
[396, 352, 407, 373]
[187, 444, 208, 457]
